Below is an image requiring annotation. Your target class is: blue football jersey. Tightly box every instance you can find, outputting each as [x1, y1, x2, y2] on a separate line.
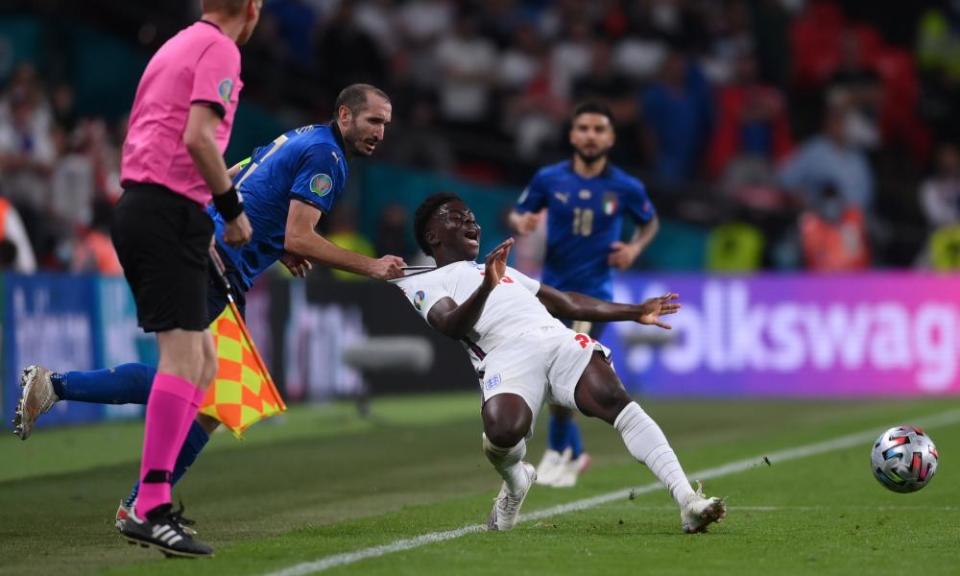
[210, 123, 349, 289]
[515, 161, 655, 300]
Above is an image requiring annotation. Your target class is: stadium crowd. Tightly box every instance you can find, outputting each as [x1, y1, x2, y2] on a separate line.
[2, 0, 960, 272]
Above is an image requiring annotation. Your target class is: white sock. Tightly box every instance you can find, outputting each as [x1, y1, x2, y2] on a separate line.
[482, 433, 527, 494]
[614, 402, 696, 506]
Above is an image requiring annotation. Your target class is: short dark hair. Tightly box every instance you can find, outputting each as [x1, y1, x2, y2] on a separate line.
[572, 101, 615, 125]
[335, 83, 390, 115]
[414, 192, 462, 256]
[202, 0, 249, 16]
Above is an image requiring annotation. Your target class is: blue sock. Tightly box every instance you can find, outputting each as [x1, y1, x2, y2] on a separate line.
[54, 363, 157, 405]
[548, 412, 569, 453]
[124, 420, 211, 508]
[567, 420, 583, 459]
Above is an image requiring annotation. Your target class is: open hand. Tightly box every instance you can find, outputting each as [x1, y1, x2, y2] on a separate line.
[636, 292, 681, 329]
[482, 237, 514, 290]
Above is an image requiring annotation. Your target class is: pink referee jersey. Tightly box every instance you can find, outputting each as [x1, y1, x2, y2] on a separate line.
[121, 21, 242, 206]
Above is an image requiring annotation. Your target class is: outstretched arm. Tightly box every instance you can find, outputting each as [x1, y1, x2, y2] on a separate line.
[536, 284, 680, 329]
[284, 199, 406, 280]
[426, 238, 514, 339]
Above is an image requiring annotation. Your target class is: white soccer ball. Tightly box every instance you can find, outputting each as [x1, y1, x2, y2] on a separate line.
[871, 425, 939, 493]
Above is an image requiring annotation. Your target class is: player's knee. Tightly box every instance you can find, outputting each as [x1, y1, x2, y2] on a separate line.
[481, 394, 532, 447]
[484, 423, 526, 449]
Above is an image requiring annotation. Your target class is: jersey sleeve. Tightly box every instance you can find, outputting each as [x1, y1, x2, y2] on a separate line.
[396, 274, 452, 322]
[190, 39, 241, 118]
[623, 179, 656, 224]
[515, 169, 549, 213]
[289, 144, 341, 213]
[507, 267, 541, 295]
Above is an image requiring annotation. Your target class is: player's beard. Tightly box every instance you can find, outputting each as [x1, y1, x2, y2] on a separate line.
[574, 147, 609, 166]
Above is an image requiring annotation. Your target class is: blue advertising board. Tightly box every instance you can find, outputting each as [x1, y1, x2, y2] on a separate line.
[2, 274, 101, 428]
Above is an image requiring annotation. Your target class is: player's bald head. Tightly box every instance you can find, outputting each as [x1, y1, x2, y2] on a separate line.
[415, 192, 463, 256]
[335, 84, 390, 115]
[202, 0, 252, 15]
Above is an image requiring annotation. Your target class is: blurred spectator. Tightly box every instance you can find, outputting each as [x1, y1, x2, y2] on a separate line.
[50, 84, 77, 133]
[641, 0, 710, 53]
[572, 40, 636, 120]
[433, 11, 497, 130]
[50, 122, 94, 229]
[827, 32, 883, 150]
[749, 0, 791, 87]
[264, 0, 317, 71]
[380, 95, 454, 173]
[549, 20, 593, 101]
[500, 25, 566, 160]
[780, 104, 874, 210]
[315, 2, 388, 105]
[0, 93, 56, 212]
[375, 203, 415, 261]
[707, 51, 793, 179]
[498, 23, 542, 93]
[0, 196, 36, 273]
[70, 200, 121, 275]
[641, 50, 713, 185]
[354, 0, 400, 56]
[916, 8, 960, 79]
[702, 0, 754, 84]
[476, 0, 525, 48]
[919, 142, 960, 230]
[799, 184, 871, 271]
[397, 0, 453, 44]
[0, 64, 52, 135]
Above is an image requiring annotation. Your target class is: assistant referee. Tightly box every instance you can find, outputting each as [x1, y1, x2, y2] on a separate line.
[112, 0, 261, 558]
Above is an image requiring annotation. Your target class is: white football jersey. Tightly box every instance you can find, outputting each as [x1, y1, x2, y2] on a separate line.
[396, 260, 566, 367]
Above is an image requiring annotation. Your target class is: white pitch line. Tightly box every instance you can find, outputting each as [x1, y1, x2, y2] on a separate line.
[263, 409, 960, 576]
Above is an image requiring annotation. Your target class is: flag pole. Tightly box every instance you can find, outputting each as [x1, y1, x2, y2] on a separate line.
[208, 247, 286, 411]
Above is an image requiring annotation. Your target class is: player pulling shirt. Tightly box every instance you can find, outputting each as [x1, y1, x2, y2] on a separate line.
[214, 122, 349, 289]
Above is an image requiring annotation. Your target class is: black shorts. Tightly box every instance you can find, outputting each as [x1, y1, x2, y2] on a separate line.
[112, 183, 214, 332]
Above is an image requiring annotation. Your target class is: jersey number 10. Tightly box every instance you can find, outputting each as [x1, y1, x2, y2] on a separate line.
[572, 208, 594, 236]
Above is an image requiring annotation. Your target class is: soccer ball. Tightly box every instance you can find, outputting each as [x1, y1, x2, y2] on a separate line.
[871, 425, 939, 493]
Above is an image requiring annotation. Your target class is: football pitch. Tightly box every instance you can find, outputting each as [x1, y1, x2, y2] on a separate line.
[2, 393, 958, 576]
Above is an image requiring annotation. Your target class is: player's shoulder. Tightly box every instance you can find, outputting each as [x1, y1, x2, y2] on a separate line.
[533, 161, 572, 182]
[606, 164, 647, 192]
[193, 23, 241, 59]
[286, 128, 344, 166]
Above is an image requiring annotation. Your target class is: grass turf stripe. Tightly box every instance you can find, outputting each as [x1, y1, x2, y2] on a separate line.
[263, 409, 960, 576]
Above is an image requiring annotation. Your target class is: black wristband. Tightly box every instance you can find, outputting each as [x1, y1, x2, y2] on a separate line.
[213, 185, 244, 221]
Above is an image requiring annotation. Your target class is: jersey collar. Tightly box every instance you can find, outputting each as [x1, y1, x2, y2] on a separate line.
[567, 158, 613, 180]
[329, 121, 347, 159]
[198, 19, 223, 33]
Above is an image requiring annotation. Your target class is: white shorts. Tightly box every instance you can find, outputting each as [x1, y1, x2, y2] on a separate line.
[477, 326, 611, 423]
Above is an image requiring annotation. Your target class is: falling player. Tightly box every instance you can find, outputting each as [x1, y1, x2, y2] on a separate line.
[508, 102, 659, 487]
[397, 193, 723, 533]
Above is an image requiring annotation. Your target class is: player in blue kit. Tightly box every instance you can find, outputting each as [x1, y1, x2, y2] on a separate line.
[508, 102, 659, 487]
[12, 84, 405, 534]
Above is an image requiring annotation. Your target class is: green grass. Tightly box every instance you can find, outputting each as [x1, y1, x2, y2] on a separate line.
[1, 393, 958, 576]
